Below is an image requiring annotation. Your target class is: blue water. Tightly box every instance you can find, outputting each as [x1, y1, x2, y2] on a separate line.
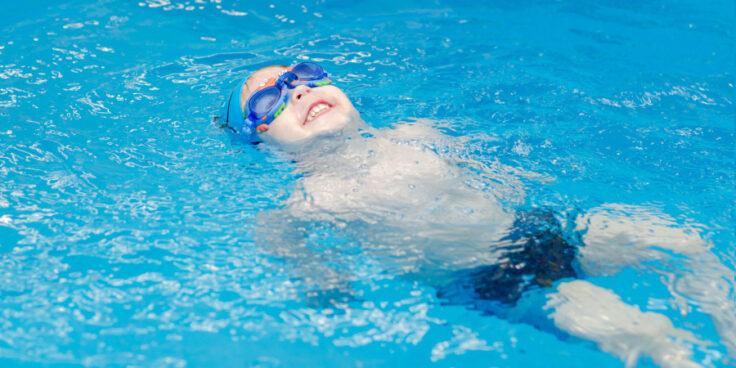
[1, 0, 734, 366]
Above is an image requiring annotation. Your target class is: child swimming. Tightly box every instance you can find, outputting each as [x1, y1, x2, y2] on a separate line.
[220, 62, 735, 367]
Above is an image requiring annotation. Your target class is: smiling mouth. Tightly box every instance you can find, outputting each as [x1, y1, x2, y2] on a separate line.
[304, 101, 332, 125]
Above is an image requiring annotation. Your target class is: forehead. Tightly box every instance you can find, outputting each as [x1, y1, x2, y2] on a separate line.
[245, 66, 286, 92]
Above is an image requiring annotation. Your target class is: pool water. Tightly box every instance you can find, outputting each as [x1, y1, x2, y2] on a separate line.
[1, 0, 734, 366]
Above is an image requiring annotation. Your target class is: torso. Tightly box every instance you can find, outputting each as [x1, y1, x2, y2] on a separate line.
[282, 124, 516, 270]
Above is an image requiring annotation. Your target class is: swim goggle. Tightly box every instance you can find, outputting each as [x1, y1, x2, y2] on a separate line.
[221, 62, 332, 143]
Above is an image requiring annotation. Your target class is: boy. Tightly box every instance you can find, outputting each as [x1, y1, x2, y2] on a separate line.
[220, 62, 734, 366]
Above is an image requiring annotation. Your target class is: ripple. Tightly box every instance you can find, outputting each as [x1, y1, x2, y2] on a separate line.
[0, 0, 734, 366]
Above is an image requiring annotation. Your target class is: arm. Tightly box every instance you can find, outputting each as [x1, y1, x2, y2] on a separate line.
[253, 208, 356, 307]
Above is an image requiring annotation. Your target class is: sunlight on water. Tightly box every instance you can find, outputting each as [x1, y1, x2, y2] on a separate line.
[0, 0, 734, 366]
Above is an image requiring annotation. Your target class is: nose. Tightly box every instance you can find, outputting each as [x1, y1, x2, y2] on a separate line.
[291, 85, 311, 102]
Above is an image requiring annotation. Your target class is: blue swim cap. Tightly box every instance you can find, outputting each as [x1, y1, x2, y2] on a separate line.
[220, 77, 260, 143]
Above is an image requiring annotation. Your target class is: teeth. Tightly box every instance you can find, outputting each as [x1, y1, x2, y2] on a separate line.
[306, 104, 330, 122]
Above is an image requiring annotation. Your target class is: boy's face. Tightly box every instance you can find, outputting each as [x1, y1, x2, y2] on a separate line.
[240, 65, 358, 145]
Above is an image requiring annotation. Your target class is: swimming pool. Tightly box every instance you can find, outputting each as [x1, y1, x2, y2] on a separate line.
[1, 0, 734, 366]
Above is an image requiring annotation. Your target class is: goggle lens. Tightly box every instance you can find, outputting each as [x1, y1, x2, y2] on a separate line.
[291, 62, 324, 80]
[249, 87, 280, 115]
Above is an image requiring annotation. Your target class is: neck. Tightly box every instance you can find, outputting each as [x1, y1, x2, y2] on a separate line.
[277, 115, 373, 161]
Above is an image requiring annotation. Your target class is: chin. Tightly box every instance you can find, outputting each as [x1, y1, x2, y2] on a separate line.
[305, 109, 353, 135]
[264, 110, 363, 152]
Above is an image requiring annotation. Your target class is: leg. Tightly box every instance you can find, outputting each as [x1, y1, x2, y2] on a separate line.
[576, 204, 736, 358]
[546, 280, 701, 368]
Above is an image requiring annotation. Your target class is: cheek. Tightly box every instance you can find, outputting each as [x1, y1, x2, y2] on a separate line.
[328, 89, 357, 115]
[270, 115, 301, 135]
[261, 109, 310, 143]
[322, 87, 350, 104]
[272, 108, 300, 129]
